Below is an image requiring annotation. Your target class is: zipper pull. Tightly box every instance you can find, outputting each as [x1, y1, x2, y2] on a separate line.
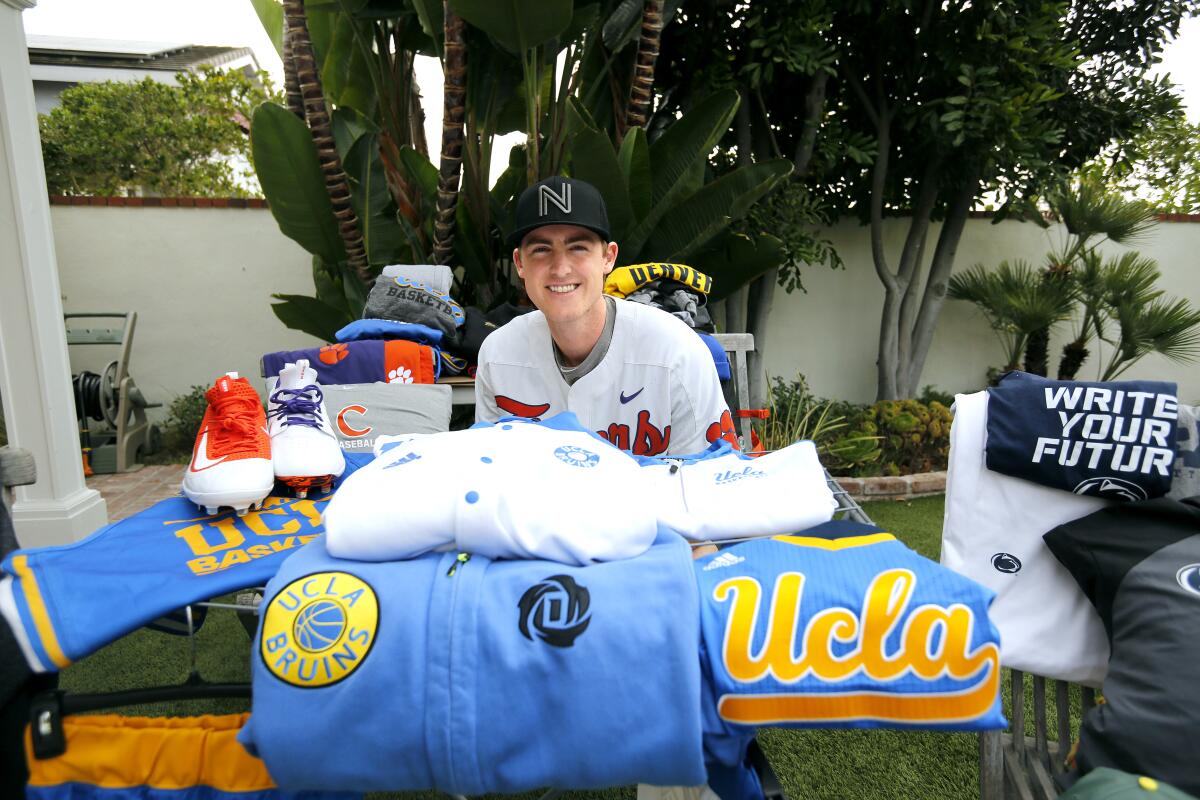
[446, 552, 471, 577]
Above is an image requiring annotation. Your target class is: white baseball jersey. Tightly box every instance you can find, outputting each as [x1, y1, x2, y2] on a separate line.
[475, 298, 737, 456]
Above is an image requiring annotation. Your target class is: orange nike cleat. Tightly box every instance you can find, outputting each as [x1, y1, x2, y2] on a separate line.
[181, 373, 274, 516]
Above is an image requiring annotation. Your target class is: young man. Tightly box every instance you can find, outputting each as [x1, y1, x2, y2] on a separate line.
[475, 176, 738, 457]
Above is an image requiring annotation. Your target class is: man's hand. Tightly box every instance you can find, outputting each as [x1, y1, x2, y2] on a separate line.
[691, 543, 718, 560]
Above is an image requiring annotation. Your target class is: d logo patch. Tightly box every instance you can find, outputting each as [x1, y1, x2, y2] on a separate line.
[518, 575, 591, 647]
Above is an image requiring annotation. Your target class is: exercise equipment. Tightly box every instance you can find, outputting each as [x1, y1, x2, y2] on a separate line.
[66, 313, 160, 474]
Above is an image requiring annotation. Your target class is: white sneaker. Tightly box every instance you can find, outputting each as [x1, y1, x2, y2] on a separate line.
[267, 360, 345, 497]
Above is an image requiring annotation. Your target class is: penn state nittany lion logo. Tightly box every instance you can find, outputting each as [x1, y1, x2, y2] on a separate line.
[553, 445, 600, 468]
[991, 552, 1022, 574]
[1072, 476, 1148, 502]
[518, 575, 592, 648]
[261, 572, 378, 687]
[1177, 564, 1200, 597]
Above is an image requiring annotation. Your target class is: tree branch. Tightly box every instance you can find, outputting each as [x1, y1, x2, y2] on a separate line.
[793, 72, 828, 178]
[868, 110, 898, 293]
[903, 168, 980, 395]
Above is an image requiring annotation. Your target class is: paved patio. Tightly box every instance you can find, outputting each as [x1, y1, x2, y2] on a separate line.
[86, 464, 184, 522]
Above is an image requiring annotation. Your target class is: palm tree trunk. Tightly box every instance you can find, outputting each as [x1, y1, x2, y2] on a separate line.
[433, 5, 466, 266]
[282, 18, 304, 119]
[283, 0, 371, 282]
[621, 0, 664, 139]
[1057, 340, 1089, 380]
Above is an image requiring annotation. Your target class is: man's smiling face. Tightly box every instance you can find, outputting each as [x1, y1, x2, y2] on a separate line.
[514, 224, 618, 327]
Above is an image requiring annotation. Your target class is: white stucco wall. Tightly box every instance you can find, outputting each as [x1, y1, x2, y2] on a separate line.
[47, 205, 1200, 418]
[763, 215, 1200, 404]
[51, 205, 322, 417]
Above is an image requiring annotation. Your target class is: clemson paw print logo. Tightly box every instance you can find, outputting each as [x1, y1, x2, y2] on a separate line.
[319, 344, 349, 365]
[387, 366, 414, 384]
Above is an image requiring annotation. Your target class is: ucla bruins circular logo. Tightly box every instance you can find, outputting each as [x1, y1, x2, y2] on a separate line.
[553, 445, 599, 468]
[260, 572, 378, 688]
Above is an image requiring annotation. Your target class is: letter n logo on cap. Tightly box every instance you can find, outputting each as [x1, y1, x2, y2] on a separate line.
[538, 182, 572, 216]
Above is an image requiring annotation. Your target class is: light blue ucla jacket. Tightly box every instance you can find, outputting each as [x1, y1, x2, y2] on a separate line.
[239, 534, 706, 794]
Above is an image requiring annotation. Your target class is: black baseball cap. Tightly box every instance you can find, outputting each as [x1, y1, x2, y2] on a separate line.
[506, 176, 611, 250]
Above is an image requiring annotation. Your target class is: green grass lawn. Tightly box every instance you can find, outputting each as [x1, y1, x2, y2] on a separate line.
[58, 495, 1027, 800]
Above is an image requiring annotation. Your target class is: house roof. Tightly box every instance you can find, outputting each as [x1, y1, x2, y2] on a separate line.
[26, 35, 257, 73]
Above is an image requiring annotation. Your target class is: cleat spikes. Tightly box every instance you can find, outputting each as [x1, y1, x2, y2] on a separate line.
[295, 487, 308, 499]
[205, 506, 219, 516]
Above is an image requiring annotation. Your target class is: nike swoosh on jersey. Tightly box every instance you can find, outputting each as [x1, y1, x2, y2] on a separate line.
[189, 431, 228, 471]
[619, 387, 644, 404]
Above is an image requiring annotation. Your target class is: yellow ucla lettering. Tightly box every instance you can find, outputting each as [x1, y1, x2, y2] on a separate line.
[715, 568, 999, 691]
[243, 509, 300, 538]
[174, 520, 245, 557]
[713, 568, 1001, 725]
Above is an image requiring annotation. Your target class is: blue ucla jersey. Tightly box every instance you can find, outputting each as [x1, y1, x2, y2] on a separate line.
[1, 454, 373, 671]
[239, 533, 706, 795]
[695, 519, 1005, 769]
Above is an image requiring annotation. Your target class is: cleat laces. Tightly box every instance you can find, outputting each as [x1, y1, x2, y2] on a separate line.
[212, 394, 263, 451]
[269, 385, 325, 429]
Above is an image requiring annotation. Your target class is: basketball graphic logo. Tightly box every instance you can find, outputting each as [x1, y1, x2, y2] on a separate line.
[294, 600, 346, 651]
[319, 344, 349, 365]
[261, 572, 379, 687]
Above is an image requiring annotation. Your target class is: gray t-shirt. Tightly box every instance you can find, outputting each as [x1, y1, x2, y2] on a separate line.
[554, 295, 617, 386]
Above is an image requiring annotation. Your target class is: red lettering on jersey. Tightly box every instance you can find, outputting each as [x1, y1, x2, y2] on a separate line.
[599, 423, 631, 451]
[596, 412, 670, 456]
[495, 395, 551, 419]
[633, 410, 670, 456]
[706, 410, 740, 449]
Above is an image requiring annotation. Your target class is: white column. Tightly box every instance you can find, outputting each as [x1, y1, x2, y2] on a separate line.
[0, 0, 107, 545]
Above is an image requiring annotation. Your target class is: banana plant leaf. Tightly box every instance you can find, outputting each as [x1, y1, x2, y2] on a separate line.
[622, 90, 740, 257]
[249, 0, 284, 58]
[312, 255, 347, 316]
[411, 0, 445, 58]
[251, 102, 346, 265]
[270, 293, 356, 343]
[691, 232, 787, 303]
[568, 127, 633, 242]
[643, 159, 793, 263]
[618, 127, 651, 220]
[339, 259, 372, 314]
[310, 10, 377, 115]
[455, 199, 493, 288]
[490, 145, 528, 241]
[344, 132, 410, 265]
[398, 145, 438, 202]
[449, 0, 573, 55]
[601, 0, 643, 50]
[332, 106, 379, 160]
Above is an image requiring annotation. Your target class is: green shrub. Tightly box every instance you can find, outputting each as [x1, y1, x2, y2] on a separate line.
[755, 375, 880, 474]
[856, 398, 953, 476]
[917, 384, 955, 408]
[160, 385, 210, 462]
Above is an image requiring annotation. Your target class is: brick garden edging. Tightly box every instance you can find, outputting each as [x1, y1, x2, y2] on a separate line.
[833, 471, 947, 502]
